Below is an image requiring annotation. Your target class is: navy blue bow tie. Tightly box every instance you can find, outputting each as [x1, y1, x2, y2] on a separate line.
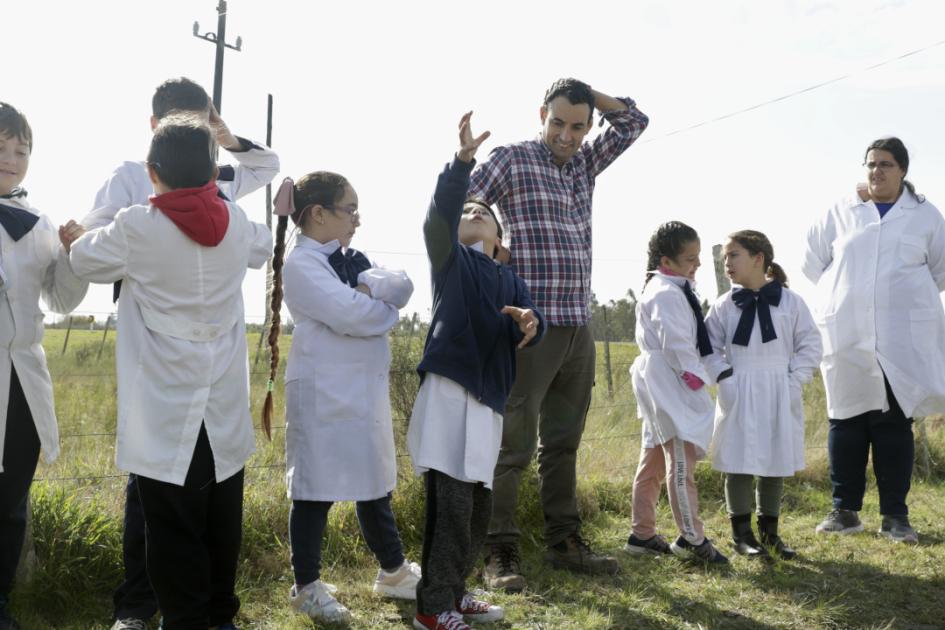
[0, 203, 39, 242]
[731, 281, 783, 346]
[328, 247, 372, 288]
[0, 187, 27, 199]
[681, 281, 713, 357]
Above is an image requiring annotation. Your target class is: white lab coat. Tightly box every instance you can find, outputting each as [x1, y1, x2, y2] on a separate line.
[803, 189, 945, 419]
[69, 201, 272, 485]
[283, 235, 413, 502]
[0, 198, 88, 471]
[704, 287, 822, 476]
[82, 139, 279, 229]
[630, 272, 714, 455]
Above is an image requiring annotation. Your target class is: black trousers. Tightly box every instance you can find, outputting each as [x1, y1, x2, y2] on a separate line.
[0, 369, 41, 597]
[112, 473, 158, 620]
[417, 470, 491, 616]
[136, 425, 243, 630]
[289, 493, 405, 586]
[828, 377, 914, 516]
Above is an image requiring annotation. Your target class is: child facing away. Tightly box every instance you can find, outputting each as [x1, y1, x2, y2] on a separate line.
[704, 230, 822, 560]
[0, 103, 88, 629]
[625, 221, 729, 565]
[262, 169, 420, 624]
[68, 118, 272, 630]
[407, 112, 545, 630]
[80, 76, 279, 630]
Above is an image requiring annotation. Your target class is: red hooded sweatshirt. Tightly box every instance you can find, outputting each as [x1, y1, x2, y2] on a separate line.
[149, 181, 230, 246]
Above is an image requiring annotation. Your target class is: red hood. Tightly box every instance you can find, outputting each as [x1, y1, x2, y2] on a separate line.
[150, 181, 230, 247]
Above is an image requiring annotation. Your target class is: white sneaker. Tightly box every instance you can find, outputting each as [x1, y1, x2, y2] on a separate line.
[373, 559, 422, 599]
[290, 580, 352, 623]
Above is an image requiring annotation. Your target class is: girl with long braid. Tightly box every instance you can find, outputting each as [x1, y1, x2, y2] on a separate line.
[261, 173, 420, 623]
[704, 230, 821, 560]
[625, 221, 729, 565]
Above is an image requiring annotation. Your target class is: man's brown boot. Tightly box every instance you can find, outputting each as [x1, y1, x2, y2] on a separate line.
[482, 543, 526, 593]
[545, 532, 620, 575]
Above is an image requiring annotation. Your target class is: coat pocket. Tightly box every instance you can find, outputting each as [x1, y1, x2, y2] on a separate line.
[310, 364, 370, 423]
[910, 307, 944, 356]
[898, 235, 927, 266]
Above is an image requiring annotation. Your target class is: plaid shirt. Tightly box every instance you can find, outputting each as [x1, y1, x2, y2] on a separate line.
[468, 97, 649, 326]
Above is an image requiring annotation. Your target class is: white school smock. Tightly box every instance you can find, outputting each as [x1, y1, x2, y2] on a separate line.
[0, 198, 88, 471]
[630, 272, 714, 456]
[703, 287, 822, 476]
[82, 139, 279, 229]
[282, 235, 413, 502]
[69, 201, 272, 485]
[407, 373, 503, 488]
[803, 189, 945, 420]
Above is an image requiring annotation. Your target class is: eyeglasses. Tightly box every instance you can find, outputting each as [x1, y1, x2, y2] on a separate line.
[864, 161, 898, 171]
[325, 205, 360, 220]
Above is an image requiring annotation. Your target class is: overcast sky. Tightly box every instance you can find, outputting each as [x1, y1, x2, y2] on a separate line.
[8, 0, 945, 322]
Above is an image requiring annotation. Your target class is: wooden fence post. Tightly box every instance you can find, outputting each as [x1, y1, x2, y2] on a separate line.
[97, 315, 112, 360]
[602, 305, 613, 399]
[713, 244, 731, 296]
[60, 316, 74, 356]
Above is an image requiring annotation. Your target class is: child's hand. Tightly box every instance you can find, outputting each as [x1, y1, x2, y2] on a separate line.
[58, 220, 86, 253]
[457, 111, 491, 163]
[208, 99, 241, 151]
[501, 305, 538, 349]
[355, 283, 373, 297]
[495, 241, 512, 264]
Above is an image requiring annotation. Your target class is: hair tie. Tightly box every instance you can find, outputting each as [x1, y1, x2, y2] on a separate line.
[266, 379, 274, 393]
[274, 177, 296, 216]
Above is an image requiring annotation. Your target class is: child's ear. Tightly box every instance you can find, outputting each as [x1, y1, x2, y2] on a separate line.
[149, 115, 159, 131]
[146, 163, 160, 186]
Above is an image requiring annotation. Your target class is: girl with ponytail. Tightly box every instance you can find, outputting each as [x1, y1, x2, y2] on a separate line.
[703, 230, 822, 560]
[264, 173, 420, 622]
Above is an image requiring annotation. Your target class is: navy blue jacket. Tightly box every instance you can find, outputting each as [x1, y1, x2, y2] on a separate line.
[417, 158, 545, 414]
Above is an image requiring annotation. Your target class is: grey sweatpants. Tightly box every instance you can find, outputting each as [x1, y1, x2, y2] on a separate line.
[416, 470, 491, 615]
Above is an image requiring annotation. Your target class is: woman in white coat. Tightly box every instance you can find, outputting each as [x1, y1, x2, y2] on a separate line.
[0, 103, 87, 627]
[705, 230, 822, 560]
[261, 173, 420, 624]
[803, 137, 945, 543]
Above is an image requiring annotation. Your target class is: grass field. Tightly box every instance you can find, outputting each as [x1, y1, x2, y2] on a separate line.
[7, 328, 945, 629]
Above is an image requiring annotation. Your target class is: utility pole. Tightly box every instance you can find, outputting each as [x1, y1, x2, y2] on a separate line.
[192, 0, 242, 113]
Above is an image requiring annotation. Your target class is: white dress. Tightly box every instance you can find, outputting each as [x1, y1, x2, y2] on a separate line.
[0, 198, 88, 471]
[704, 286, 823, 476]
[282, 235, 413, 502]
[630, 272, 714, 456]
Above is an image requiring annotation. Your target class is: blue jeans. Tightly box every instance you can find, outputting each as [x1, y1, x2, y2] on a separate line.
[289, 494, 404, 585]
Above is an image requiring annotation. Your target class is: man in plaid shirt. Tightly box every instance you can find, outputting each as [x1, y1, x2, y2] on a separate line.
[468, 78, 648, 590]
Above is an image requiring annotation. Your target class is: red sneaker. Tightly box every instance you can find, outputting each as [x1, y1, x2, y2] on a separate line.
[456, 593, 504, 622]
[413, 610, 471, 630]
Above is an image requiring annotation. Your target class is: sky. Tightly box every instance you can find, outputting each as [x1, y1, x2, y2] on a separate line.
[8, 0, 945, 323]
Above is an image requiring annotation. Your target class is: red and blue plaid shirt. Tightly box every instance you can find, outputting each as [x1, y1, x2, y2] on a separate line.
[468, 98, 649, 326]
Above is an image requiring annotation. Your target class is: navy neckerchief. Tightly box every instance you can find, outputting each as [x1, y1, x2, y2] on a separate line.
[327, 247, 371, 288]
[0, 203, 39, 242]
[681, 280, 713, 357]
[0, 187, 27, 199]
[731, 281, 783, 346]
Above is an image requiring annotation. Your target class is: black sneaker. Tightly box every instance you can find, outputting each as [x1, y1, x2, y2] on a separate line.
[879, 515, 918, 543]
[670, 536, 729, 565]
[483, 543, 526, 593]
[815, 509, 864, 535]
[546, 532, 620, 574]
[624, 533, 671, 556]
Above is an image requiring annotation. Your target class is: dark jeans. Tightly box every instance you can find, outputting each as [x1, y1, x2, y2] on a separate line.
[417, 471, 491, 615]
[488, 325, 595, 547]
[0, 369, 41, 597]
[289, 493, 405, 586]
[136, 425, 243, 630]
[112, 473, 158, 621]
[828, 378, 914, 516]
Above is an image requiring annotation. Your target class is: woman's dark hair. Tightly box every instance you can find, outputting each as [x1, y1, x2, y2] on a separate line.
[146, 119, 215, 190]
[644, 221, 699, 287]
[864, 136, 921, 200]
[152, 77, 210, 120]
[0, 102, 33, 151]
[728, 229, 788, 287]
[260, 171, 351, 438]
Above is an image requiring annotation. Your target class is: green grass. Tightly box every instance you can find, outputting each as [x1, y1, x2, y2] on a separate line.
[8, 330, 945, 629]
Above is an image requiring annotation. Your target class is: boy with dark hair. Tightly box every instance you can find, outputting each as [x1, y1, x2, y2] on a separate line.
[0, 102, 88, 630]
[69, 118, 272, 630]
[83, 77, 279, 630]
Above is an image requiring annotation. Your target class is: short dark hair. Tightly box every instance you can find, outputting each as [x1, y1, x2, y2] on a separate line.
[543, 78, 595, 122]
[146, 119, 216, 190]
[0, 102, 33, 151]
[152, 77, 210, 119]
[464, 198, 503, 238]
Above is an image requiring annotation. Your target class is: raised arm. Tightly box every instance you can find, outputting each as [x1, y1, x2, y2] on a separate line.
[209, 101, 281, 201]
[584, 89, 649, 178]
[424, 112, 491, 274]
[39, 218, 87, 314]
[69, 213, 131, 284]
